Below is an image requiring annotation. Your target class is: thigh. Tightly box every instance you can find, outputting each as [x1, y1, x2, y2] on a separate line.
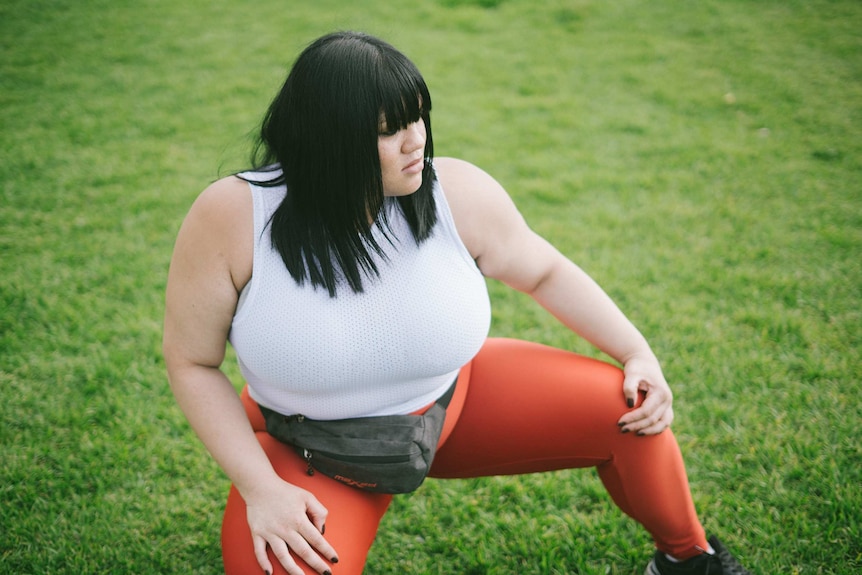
[431, 338, 629, 477]
[223, 413, 392, 575]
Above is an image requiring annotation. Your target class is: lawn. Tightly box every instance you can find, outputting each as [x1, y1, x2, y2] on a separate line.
[1, 0, 860, 573]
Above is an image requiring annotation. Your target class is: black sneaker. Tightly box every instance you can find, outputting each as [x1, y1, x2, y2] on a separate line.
[644, 536, 751, 575]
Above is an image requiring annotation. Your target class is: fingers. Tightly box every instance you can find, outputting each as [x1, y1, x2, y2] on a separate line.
[617, 375, 673, 436]
[639, 406, 673, 435]
[253, 518, 338, 575]
[621, 400, 674, 435]
[246, 481, 339, 575]
[253, 535, 274, 575]
[302, 498, 339, 568]
[274, 526, 332, 575]
[269, 538, 303, 575]
[621, 374, 640, 410]
[286, 522, 339, 573]
[256, 531, 336, 575]
[305, 496, 329, 538]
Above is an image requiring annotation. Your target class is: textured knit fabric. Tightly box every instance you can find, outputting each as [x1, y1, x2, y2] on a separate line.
[228, 168, 491, 420]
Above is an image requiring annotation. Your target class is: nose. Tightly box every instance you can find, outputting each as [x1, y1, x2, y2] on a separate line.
[402, 120, 426, 153]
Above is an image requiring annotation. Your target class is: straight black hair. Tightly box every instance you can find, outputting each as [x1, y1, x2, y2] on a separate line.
[242, 31, 437, 297]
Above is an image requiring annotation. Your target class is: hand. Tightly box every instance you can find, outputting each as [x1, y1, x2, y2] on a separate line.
[244, 478, 339, 575]
[617, 354, 674, 435]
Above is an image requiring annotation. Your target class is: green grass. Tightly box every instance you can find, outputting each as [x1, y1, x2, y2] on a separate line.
[2, 0, 860, 573]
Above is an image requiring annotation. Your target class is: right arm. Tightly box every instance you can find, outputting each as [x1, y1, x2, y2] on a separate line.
[162, 177, 338, 575]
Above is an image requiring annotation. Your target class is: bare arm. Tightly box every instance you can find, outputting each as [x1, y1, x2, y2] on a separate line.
[162, 177, 337, 574]
[436, 158, 673, 434]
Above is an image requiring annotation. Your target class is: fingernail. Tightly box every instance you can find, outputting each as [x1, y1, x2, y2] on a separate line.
[617, 421, 626, 427]
[331, 556, 339, 563]
[324, 571, 332, 575]
[636, 431, 645, 436]
[627, 398, 635, 408]
[321, 523, 326, 535]
[265, 571, 271, 575]
[621, 428, 630, 434]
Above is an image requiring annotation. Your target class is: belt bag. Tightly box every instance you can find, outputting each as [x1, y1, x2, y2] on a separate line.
[259, 381, 455, 494]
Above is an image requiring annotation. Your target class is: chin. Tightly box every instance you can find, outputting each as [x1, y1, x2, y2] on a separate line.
[384, 188, 421, 197]
[384, 177, 423, 197]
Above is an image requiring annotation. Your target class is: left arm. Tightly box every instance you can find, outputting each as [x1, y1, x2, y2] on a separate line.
[436, 157, 672, 435]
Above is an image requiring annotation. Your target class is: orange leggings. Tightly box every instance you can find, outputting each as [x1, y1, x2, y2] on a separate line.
[222, 338, 707, 574]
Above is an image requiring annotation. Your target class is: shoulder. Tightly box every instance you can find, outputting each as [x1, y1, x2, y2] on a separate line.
[189, 175, 253, 223]
[434, 157, 502, 195]
[177, 175, 253, 291]
[434, 157, 519, 218]
[434, 157, 528, 266]
[164, 176, 253, 368]
[433, 158, 562, 291]
[434, 156, 514, 230]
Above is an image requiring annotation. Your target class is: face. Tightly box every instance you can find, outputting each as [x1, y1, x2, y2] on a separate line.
[377, 119, 427, 197]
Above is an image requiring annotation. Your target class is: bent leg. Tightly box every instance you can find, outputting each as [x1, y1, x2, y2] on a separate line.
[431, 338, 707, 559]
[222, 390, 392, 575]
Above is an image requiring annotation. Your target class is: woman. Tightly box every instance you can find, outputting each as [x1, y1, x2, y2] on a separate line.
[163, 31, 751, 575]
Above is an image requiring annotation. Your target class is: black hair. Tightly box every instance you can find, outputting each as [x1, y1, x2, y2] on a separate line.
[242, 31, 437, 297]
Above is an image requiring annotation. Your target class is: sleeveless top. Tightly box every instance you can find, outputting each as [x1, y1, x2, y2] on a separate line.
[229, 168, 491, 420]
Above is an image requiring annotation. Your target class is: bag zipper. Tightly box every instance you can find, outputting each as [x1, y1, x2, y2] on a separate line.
[302, 449, 315, 476]
[300, 448, 413, 477]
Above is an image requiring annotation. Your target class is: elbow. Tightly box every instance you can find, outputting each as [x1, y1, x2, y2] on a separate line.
[521, 258, 564, 299]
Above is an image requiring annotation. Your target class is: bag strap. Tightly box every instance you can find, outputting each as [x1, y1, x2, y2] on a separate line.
[260, 376, 458, 421]
[436, 376, 458, 409]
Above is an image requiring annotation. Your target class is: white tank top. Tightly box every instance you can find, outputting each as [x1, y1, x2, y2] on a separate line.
[229, 168, 491, 420]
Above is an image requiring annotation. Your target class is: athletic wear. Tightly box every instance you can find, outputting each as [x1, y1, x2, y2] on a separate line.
[645, 535, 752, 575]
[221, 169, 718, 574]
[229, 170, 491, 420]
[223, 339, 712, 575]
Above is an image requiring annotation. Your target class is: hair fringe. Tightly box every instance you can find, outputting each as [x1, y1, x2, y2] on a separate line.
[241, 32, 438, 297]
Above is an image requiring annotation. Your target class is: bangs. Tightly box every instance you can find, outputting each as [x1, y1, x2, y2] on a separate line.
[378, 58, 432, 132]
[250, 31, 439, 296]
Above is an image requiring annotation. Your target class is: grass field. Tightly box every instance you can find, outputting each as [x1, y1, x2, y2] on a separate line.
[2, 0, 860, 573]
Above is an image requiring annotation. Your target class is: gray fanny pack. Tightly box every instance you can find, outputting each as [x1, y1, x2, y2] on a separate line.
[259, 380, 456, 494]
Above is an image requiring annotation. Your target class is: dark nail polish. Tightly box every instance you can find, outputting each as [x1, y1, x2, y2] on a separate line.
[621, 428, 630, 434]
[324, 571, 332, 575]
[331, 556, 339, 563]
[321, 523, 326, 535]
[627, 398, 635, 408]
[617, 421, 626, 427]
[636, 431, 645, 436]
[265, 571, 271, 575]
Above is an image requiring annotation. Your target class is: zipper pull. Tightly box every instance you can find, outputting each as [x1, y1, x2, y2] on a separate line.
[302, 449, 314, 476]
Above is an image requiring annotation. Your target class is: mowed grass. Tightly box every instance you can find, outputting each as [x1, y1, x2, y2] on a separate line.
[1, 0, 860, 573]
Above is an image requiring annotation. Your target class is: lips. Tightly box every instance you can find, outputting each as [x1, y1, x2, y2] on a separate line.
[402, 157, 424, 173]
